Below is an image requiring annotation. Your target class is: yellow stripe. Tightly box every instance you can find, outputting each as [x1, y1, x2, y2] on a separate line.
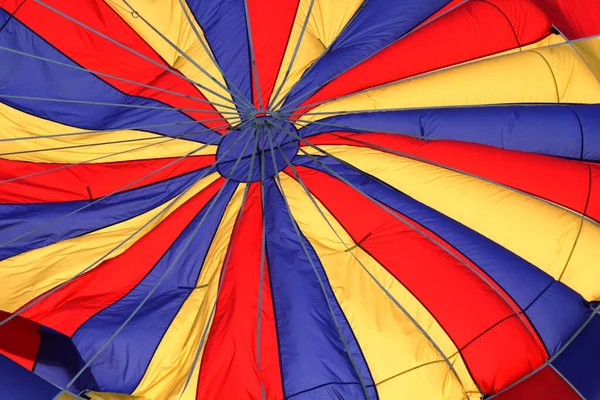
[278, 173, 479, 400]
[562, 221, 600, 302]
[88, 393, 140, 400]
[301, 38, 600, 124]
[0, 173, 221, 312]
[269, 0, 364, 108]
[105, 0, 237, 124]
[0, 103, 215, 163]
[57, 394, 84, 400]
[301, 146, 600, 301]
[573, 37, 600, 79]
[132, 184, 244, 399]
[472, 33, 565, 63]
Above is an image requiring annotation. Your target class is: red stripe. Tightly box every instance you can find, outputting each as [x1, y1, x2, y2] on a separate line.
[247, 0, 300, 108]
[0, 155, 215, 204]
[303, 133, 594, 221]
[0, 312, 41, 371]
[412, 0, 465, 31]
[493, 366, 580, 399]
[197, 183, 283, 400]
[289, 165, 547, 394]
[534, 0, 600, 39]
[19, 178, 225, 336]
[587, 164, 600, 223]
[1, 0, 228, 131]
[294, 0, 551, 116]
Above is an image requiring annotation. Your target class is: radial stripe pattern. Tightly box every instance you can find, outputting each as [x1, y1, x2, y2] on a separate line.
[0, 1, 599, 399]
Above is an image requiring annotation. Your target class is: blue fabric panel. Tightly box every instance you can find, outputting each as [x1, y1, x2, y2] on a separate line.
[216, 118, 300, 182]
[187, 0, 252, 106]
[0, 9, 220, 143]
[289, 383, 377, 400]
[0, 7, 10, 29]
[263, 178, 376, 400]
[553, 312, 600, 400]
[282, 0, 449, 108]
[71, 182, 236, 393]
[33, 326, 99, 394]
[293, 155, 591, 355]
[578, 105, 600, 161]
[525, 282, 592, 355]
[298, 105, 600, 161]
[0, 166, 215, 262]
[0, 353, 61, 400]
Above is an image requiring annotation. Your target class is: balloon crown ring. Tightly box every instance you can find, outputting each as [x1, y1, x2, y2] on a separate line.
[216, 114, 299, 183]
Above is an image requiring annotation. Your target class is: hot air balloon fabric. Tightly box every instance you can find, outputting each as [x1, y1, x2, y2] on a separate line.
[0, 0, 599, 399]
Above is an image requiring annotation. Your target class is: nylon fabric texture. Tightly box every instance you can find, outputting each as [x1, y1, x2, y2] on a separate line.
[0, 0, 599, 399]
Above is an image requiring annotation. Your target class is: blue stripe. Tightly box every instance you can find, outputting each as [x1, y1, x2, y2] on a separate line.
[282, 0, 449, 109]
[187, 0, 252, 106]
[579, 105, 600, 161]
[0, 354, 62, 399]
[0, 9, 221, 143]
[33, 326, 99, 395]
[293, 156, 591, 355]
[0, 7, 10, 30]
[553, 313, 600, 399]
[298, 105, 600, 161]
[0, 166, 215, 262]
[263, 179, 376, 400]
[71, 181, 237, 393]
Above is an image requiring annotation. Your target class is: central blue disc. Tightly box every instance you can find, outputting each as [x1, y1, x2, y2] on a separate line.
[216, 117, 300, 182]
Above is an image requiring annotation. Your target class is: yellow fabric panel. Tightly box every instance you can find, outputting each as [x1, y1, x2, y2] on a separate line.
[88, 392, 142, 400]
[132, 185, 244, 399]
[0, 173, 221, 313]
[132, 291, 205, 400]
[277, 173, 479, 400]
[477, 34, 566, 61]
[269, 0, 364, 108]
[414, 35, 566, 83]
[539, 40, 600, 102]
[376, 357, 473, 400]
[300, 146, 600, 301]
[301, 40, 600, 123]
[561, 221, 600, 301]
[57, 393, 84, 400]
[0, 103, 214, 163]
[105, 0, 237, 124]
[573, 37, 600, 80]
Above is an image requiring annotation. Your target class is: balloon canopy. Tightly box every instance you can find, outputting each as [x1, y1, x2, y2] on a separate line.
[0, 0, 599, 399]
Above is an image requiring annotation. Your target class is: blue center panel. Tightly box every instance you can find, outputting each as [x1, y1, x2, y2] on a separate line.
[216, 117, 299, 182]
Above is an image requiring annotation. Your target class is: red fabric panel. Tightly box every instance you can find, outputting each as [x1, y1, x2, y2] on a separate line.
[413, 0, 465, 31]
[0, 0, 227, 131]
[294, 0, 551, 115]
[587, 164, 600, 223]
[303, 133, 594, 221]
[197, 183, 283, 400]
[19, 178, 225, 336]
[535, 0, 600, 39]
[289, 165, 547, 393]
[493, 366, 580, 399]
[247, 0, 300, 108]
[0, 155, 215, 204]
[0, 311, 41, 371]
